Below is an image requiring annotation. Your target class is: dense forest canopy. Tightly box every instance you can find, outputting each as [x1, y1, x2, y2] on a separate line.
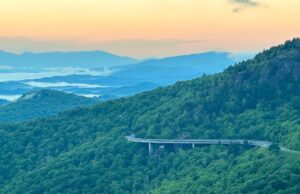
[0, 39, 300, 193]
[0, 89, 99, 123]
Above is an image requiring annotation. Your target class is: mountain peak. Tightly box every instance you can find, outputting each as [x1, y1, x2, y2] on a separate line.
[253, 38, 300, 62]
[226, 38, 300, 76]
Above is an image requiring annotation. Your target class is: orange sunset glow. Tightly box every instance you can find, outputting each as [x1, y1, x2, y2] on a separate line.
[1, 0, 300, 57]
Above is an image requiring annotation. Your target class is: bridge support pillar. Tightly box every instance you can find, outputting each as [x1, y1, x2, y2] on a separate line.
[192, 143, 195, 148]
[148, 143, 153, 155]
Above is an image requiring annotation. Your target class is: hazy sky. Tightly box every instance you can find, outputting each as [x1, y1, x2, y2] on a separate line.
[0, 0, 300, 58]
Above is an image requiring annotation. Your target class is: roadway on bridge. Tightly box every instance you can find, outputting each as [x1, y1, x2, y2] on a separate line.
[125, 135, 297, 153]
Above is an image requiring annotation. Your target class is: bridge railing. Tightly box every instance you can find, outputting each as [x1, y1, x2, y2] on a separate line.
[125, 136, 272, 147]
[125, 136, 298, 154]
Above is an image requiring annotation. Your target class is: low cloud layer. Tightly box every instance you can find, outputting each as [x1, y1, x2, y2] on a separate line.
[0, 67, 114, 82]
[24, 81, 107, 89]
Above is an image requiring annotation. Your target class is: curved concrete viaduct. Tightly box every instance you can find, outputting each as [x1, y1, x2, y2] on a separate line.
[125, 135, 296, 154]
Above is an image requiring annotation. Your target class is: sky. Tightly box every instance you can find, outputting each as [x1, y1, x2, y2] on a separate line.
[0, 0, 300, 58]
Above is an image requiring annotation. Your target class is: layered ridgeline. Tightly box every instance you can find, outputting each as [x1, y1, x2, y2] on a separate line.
[0, 89, 99, 123]
[0, 51, 236, 100]
[111, 51, 236, 84]
[0, 39, 300, 193]
[0, 50, 138, 68]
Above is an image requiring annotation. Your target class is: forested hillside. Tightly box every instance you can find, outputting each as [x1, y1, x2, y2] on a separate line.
[0, 39, 300, 193]
[0, 89, 99, 123]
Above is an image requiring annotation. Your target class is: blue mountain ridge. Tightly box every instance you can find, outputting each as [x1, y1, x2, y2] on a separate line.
[0, 50, 139, 68]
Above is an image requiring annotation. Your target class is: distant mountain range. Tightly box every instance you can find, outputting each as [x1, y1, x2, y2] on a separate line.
[0, 50, 250, 101]
[0, 50, 139, 68]
[112, 51, 236, 84]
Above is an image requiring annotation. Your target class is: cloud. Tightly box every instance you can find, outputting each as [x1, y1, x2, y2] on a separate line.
[0, 95, 22, 101]
[24, 81, 107, 89]
[232, 0, 259, 6]
[230, 0, 262, 12]
[0, 67, 115, 82]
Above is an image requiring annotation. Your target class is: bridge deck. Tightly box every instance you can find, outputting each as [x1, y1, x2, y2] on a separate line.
[125, 136, 298, 154]
[125, 136, 272, 147]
